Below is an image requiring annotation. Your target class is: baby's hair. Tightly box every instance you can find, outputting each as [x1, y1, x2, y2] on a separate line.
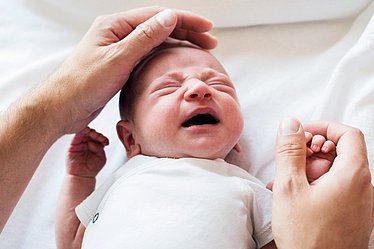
[118, 67, 141, 120]
[119, 47, 161, 120]
[119, 42, 201, 120]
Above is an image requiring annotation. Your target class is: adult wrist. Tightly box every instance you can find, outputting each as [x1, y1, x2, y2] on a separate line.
[28, 68, 88, 136]
[21, 76, 71, 139]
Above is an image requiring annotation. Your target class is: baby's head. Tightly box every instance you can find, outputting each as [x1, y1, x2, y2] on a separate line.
[117, 45, 243, 160]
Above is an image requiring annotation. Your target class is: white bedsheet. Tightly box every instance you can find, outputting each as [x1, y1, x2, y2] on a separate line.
[1, 1, 373, 248]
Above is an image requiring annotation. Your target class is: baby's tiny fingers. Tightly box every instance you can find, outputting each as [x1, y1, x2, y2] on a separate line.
[311, 135, 326, 152]
[321, 140, 336, 153]
[70, 127, 92, 145]
[87, 129, 109, 146]
[98, 135, 109, 146]
[88, 140, 106, 154]
[305, 131, 313, 143]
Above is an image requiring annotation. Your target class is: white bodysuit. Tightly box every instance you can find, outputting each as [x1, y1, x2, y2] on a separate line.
[76, 155, 273, 249]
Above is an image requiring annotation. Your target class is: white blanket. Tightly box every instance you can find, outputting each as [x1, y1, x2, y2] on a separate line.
[0, 0, 373, 248]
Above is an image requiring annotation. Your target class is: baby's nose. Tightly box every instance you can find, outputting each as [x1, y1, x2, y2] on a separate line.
[184, 80, 212, 101]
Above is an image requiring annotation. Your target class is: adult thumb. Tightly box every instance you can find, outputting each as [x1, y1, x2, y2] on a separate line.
[274, 117, 308, 193]
[119, 9, 177, 65]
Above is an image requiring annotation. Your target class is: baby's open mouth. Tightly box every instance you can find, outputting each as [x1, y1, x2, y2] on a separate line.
[182, 114, 219, 127]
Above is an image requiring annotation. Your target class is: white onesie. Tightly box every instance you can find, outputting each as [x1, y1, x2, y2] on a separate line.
[76, 155, 273, 249]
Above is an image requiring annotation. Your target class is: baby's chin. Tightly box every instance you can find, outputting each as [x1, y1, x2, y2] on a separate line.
[140, 150, 227, 160]
[163, 150, 230, 161]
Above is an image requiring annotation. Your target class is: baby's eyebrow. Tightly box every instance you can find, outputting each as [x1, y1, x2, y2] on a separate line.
[148, 72, 183, 90]
[155, 68, 231, 86]
[149, 71, 183, 87]
[200, 69, 233, 85]
[200, 69, 228, 79]
[163, 71, 183, 79]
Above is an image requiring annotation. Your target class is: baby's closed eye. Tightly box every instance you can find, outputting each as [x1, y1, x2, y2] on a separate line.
[207, 81, 236, 96]
[151, 80, 181, 95]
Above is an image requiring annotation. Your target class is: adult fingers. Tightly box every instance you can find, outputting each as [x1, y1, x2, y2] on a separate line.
[85, 7, 216, 48]
[168, 9, 217, 49]
[304, 121, 368, 171]
[85, 7, 163, 44]
[169, 29, 217, 49]
[112, 7, 214, 39]
[117, 9, 216, 66]
[274, 117, 309, 194]
[116, 9, 177, 66]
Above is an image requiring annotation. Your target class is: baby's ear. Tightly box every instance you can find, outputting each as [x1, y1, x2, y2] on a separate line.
[116, 120, 141, 158]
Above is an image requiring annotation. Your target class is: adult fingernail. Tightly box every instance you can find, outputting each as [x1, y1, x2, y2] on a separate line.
[279, 117, 300, 135]
[155, 9, 175, 28]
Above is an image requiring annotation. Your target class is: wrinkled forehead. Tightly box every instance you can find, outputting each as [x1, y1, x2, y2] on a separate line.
[132, 45, 228, 84]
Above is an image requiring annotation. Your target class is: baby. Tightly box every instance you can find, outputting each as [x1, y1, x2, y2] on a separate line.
[56, 45, 336, 249]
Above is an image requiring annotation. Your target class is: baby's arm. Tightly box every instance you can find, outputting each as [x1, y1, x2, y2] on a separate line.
[56, 128, 109, 249]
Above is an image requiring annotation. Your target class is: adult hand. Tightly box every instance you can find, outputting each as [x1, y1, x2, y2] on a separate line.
[40, 6, 217, 134]
[272, 118, 373, 249]
[266, 131, 336, 190]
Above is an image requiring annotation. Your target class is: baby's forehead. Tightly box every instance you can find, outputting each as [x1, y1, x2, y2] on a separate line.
[140, 46, 226, 75]
[146, 46, 212, 64]
[157, 45, 211, 56]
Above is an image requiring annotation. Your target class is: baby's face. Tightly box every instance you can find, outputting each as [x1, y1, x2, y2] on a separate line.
[126, 46, 243, 159]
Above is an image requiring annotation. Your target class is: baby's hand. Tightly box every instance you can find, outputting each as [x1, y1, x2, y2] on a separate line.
[267, 132, 336, 190]
[66, 127, 109, 178]
[305, 132, 336, 183]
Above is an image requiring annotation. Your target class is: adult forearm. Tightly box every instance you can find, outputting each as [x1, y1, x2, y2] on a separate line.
[0, 80, 63, 232]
